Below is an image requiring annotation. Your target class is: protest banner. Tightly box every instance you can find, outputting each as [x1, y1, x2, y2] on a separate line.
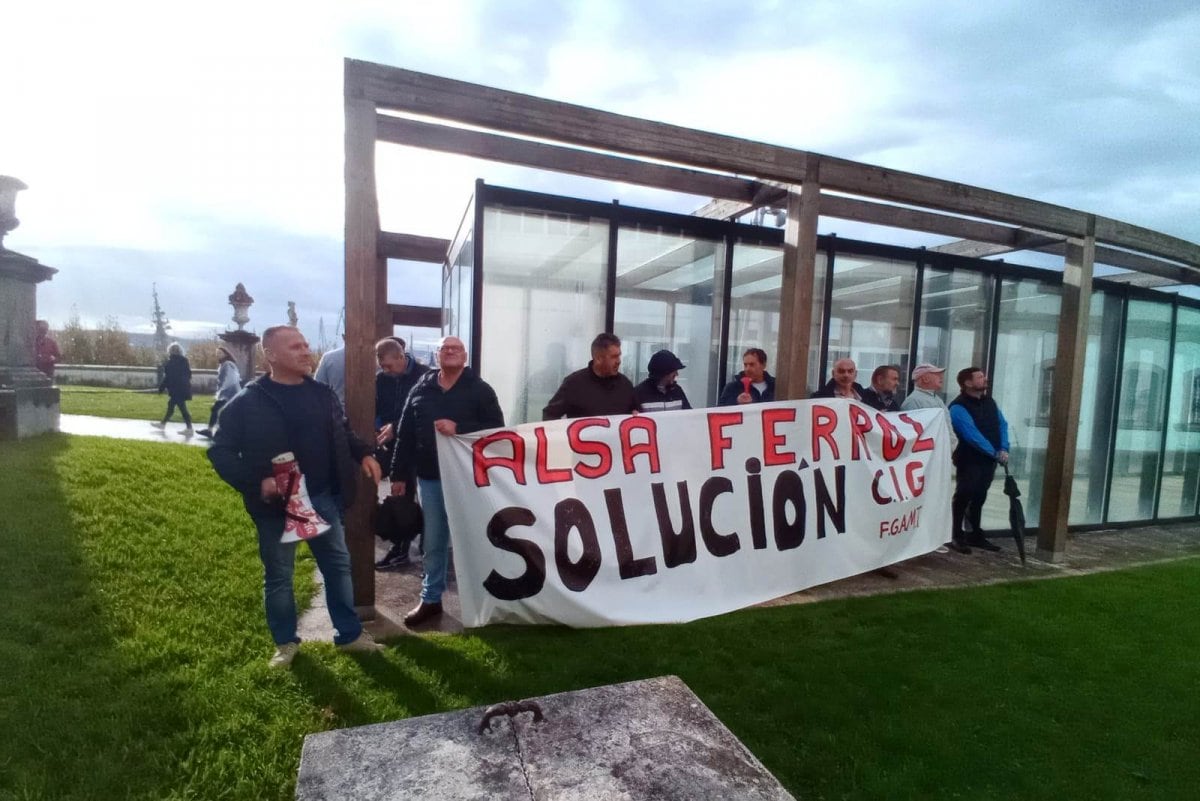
[437, 399, 951, 628]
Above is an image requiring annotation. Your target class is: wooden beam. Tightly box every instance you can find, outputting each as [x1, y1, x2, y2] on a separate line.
[389, 303, 443, 328]
[376, 115, 758, 203]
[1094, 216, 1200, 270]
[377, 231, 450, 262]
[1100, 272, 1180, 288]
[1037, 217, 1096, 561]
[343, 89, 382, 613]
[776, 164, 820, 399]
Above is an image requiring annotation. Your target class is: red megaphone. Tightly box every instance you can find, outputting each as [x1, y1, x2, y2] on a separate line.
[741, 376, 752, 396]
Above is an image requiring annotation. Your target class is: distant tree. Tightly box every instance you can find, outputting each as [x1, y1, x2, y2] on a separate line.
[186, 337, 224, 369]
[57, 308, 94, 365]
[92, 317, 138, 365]
[151, 283, 171, 357]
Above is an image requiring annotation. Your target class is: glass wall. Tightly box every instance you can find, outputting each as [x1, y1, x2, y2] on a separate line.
[1068, 291, 1124, 524]
[1108, 300, 1173, 523]
[614, 226, 724, 406]
[726, 241, 826, 394]
[982, 279, 1061, 530]
[916, 267, 993, 391]
[826, 254, 917, 390]
[478, 204, 610, 425]
[1159, 306, 1200, 517]
[443, 219, 473, 362]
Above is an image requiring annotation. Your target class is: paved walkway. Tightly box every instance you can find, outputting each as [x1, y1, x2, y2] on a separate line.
[60, 414, 211, 448]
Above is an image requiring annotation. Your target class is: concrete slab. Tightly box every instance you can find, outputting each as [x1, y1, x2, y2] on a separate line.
[59, 414, 211, 447]
[296, 675, 796, 801]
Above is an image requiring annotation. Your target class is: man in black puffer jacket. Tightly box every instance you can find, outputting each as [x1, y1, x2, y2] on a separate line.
[208, 325, 384, 668]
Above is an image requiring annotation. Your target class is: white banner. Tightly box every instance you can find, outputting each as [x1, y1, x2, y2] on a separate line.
[437, 399, 952, 628]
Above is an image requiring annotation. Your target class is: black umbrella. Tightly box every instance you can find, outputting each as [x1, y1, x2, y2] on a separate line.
[1002, 464, 1027, 565]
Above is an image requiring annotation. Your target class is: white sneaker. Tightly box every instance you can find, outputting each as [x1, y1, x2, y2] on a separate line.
[150, 421, 166, 429]
[936, 545, 951, 554]
[269, 642, 299, 669]
[338, 630, 385, 654]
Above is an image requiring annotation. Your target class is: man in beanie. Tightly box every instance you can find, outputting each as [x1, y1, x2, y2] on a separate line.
[634, 349, 692, 413]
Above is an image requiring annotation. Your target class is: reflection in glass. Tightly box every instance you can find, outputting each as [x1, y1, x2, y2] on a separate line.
[1158, 307, 1200, 517]
[916, 268, 993, 393]
[726, 242, 826, 395]
[1108, 300, 1172, 522]
[826, 254, 917, 391]
[478, 205, 609, 425]
[614, 226, 724, 406]
[982, 280, 1061, 530]
[1068, 291, 1124, 524]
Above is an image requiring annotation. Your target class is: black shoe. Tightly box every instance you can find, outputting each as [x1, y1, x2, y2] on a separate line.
[967, 536, 1001, 552]
[404, 601, 443, 628]
[948, 539, 973, 554]
[196, 428, 213, 438]
[374, 543, 410, 570]
[873, 566, 900, 579]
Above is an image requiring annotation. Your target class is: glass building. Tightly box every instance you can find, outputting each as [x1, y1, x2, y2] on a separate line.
[443, 182, 1200, 532]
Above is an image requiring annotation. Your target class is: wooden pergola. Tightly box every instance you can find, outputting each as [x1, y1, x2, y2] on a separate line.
[343, 57, 1200, 612]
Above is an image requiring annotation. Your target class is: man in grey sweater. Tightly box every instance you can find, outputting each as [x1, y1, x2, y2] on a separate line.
[900, 363, 958, 450]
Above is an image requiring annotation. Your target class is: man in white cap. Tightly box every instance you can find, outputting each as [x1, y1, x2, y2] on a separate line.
[902, 363, 958, 554]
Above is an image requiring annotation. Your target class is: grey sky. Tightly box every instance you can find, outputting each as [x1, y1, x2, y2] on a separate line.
[4, 0, 1197, 342]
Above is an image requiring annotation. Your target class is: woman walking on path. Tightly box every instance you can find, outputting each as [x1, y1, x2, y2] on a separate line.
[151, 343, 194, 436]
[197, 346, 241, 438]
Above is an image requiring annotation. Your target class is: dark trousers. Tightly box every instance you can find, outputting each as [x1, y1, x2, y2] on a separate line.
[953, 458, 996, 541]
[207, 399, 227, 429]
[163, 398, 192, 426]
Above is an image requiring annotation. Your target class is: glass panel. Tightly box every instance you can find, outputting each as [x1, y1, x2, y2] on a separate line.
[826, 253, 917, 390]
[454, 233, 473, 363]
[981, 279, 1061, 531]
[614, 226, 724, 406]
[478, 205, 609, 425]
[726, 241, 826, 396]
[1108, 299, 1172, 523]
[1069, 291, 1124, 524]
[915, 267, 993, 393]
[1158, 306, 1200, 518]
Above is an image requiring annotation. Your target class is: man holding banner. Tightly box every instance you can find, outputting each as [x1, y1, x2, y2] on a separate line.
[389, 336, 505, 628]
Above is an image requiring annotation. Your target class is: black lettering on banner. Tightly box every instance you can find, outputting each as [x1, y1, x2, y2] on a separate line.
[554, 498, 602, 592]
[482, 507, 545, 601]
[772, 470, 806, 551]
[699, 476, 741, 557]
[814, 465, 847, 539]
[605, 488, 658, 579]
[651, 481, 698, 568]
[745, 457, 767, 550]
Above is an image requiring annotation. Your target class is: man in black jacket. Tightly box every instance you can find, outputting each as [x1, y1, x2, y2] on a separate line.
[718, 348, 776, 406]
[208, 325, 384, 668]
[389, 336, 505, 627]
[542, 332, 638, 419]
[860, 364, 902, 411]
[812, 357, 866, 401]
[633, 349, 692, 413]
[373, 337, 429, 570]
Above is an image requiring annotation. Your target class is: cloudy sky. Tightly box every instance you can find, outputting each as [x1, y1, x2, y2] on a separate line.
[4, 0, 1198, 344]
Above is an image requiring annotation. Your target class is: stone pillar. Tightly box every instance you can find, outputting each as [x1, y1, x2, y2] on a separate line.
[218, 283, 259, 384]
[0, 176, 60, 440]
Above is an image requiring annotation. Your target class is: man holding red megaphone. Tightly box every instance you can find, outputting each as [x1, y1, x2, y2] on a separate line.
[209, 325, 385, 668]
[718, 347, 776, 406]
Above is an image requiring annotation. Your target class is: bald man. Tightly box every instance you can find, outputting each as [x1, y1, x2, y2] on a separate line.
[812, 358, 867, 400]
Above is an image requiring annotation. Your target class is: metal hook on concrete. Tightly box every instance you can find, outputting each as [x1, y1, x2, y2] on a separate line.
[476, 700, 545, 734]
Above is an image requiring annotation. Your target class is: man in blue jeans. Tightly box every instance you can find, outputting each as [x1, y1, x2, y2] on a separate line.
[389, 336, 504, 628]
[208, 325, 385, 668]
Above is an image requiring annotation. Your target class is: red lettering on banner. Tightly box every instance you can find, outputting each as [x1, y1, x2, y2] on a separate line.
[620, 416, 661, 474]
[906, 460, 926, 497]
[875, 413, 907, 461]
[534, 426, 572, 484]
[473, 430, 526, 487]
[707, 412, 743, 469]
[900, 413, 936, 453]
[848, 405, 874, 460]
[568, 418, 612, 479]
[762, 407, 797, 466]
[811, 405, 840, 461]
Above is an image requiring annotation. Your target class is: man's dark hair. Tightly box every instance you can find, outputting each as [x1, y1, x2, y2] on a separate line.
[591, 332, 621, 355]
[872, 364, 900, 385]
[957, 366, 983, 389]
[390, 336, 406, 351]
[262, 325, 296, 351]
[375, 337, 403, 358]
[743, 348, 768, 366]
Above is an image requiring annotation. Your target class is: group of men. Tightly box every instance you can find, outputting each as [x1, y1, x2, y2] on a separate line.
[208, 324, 1009, 668]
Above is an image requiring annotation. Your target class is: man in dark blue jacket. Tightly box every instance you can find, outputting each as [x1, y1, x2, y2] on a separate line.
[208, 325, 384, 668]
[718, 348, 776, 405]
[373, 337, 429, 569]
[948, 366, 1010, 554]
[633, 349, 692, 413]
[389, 336, 505, 628]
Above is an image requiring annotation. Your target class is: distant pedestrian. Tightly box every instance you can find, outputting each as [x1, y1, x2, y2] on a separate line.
[634, 349, 692, 413]
[34, 320, 61, 378]
[314, 337, 346, 407]
[718, 348, 776, 405]
[812, 357, 865, 401]
[197, 346, 241, 439]
[151, 343, 194, 436]
[542, 333, 638, 419]
[861, 364, 902, 411]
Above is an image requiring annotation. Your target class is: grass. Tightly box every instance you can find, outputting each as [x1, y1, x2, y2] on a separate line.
[58, 385, 216, 423]
[2, 434, 1199, 800]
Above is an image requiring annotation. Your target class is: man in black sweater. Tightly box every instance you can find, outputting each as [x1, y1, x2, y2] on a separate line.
[542, 332, 638, 420]
[389, 336, 505, 627]
[373, 337, 429, 570]
[208, 325, 384, 668]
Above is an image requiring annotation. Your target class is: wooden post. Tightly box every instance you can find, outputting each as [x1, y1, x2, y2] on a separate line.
[776, 157, 821, 399]
[344, 86, 382, 614]
[1036, 215, 1096, 561]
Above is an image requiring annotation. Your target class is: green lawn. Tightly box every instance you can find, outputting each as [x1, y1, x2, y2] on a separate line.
[58, 385, 216, 423]
[2, 434, 1199, 800]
